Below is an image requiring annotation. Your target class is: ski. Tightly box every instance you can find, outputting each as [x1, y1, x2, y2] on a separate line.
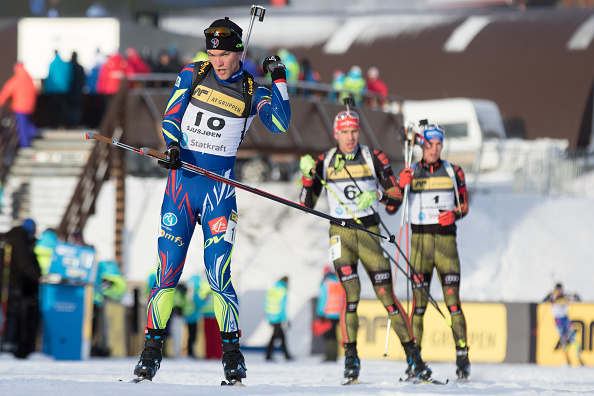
[399, 376, 449, 385]
[130, 377, 151, 383]
[341, 378, 361, 385]
[125, 377, 245, 386]
[221, 380, 246, 387]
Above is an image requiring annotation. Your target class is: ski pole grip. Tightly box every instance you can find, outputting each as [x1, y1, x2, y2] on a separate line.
[140, 147, 167, 160]
[86, 132, 112, 144]
[252, 5, 266, 21]
[342, 97, 355, 108]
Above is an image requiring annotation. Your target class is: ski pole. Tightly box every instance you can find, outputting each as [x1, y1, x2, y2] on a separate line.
[310, 171, 363, 226]
[322, 154, 398, 356]
[382, 124, 417, 355]
[332, 159, 460, 346]
[400, 124, 416, 316]
[86, 132, 396, 243]
[310, 170, 413, 356]
[382, 321, 391, 358]
[241, 5, 266, 63]
[337, 101, 462, 344]
[311, 163, 456, 347]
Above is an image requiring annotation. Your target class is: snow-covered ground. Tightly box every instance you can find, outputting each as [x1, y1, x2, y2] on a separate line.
[13, 144, 592, 394]
[1, 351, 593, 395]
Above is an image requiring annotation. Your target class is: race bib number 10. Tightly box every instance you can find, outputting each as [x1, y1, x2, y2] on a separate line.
[224, 211, 238, 244]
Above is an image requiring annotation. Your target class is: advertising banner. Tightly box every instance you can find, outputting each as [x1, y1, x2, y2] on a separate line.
[356, 300, 507, 362]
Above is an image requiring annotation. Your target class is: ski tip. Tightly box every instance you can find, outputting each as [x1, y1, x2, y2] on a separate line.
[221, 380, 246, 387]
[130, 377, 151, 383]
[341, 378, 361, 385]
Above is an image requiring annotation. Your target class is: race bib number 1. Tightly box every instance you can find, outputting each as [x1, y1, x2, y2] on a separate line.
[380, 237, 389, 258]
[224, 211, 238, 244]
[329, 235, 341, 261]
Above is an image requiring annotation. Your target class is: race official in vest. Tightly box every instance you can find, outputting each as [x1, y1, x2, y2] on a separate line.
[397, 123, 470, 380]
[299, 110, 431, 383]
[134, 16, 291, 384]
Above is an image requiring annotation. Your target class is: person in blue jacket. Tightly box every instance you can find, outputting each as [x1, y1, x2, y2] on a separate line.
[182, 274, 205, 358]
[134, 16, 291, 384]
[44, 50, 72, 128]
[264, 276, 293, 361]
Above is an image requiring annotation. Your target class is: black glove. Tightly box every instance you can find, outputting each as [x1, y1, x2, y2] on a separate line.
[262, 55, 286, 81]
[158, 141, 182, 170]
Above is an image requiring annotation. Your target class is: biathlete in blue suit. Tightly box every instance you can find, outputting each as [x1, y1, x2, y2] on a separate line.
[134, 16, 291, 384]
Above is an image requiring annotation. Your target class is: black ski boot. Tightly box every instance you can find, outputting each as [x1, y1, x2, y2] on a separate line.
[221, 331, 247, 385]
[403, 340, 432, 380]
[343, 342, 361, 382]
[133, 327, 165, 381]
[456, 346, 470, 380]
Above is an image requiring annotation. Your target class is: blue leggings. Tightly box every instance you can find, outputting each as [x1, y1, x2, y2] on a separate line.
[147, 167, 239, 332]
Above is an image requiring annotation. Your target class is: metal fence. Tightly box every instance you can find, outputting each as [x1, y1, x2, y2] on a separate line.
[492, 141, 594, 196]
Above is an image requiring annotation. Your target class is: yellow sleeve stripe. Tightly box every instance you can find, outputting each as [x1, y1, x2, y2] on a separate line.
[272, 115, 287, 133]
[165, 88, 187, 112]
[162, 121, 180, 142]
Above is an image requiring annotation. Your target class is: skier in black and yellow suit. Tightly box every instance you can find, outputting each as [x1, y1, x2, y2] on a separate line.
[299, 110, 431, 383]
[397, 123, 470, 380]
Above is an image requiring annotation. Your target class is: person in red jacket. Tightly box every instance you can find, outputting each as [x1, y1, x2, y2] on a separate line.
[0, 62, 38, 147]
[125, 47, 151, 75]
[365, 67, 388, 109]
[96, 52, 128, 95]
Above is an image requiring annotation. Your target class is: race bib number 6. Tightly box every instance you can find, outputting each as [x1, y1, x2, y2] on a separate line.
[329, 235, 341, 261]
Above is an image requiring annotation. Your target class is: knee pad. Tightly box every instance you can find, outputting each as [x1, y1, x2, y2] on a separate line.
[413, 306, 426, 316]
[386, 304, 401, 315]
[411, 272, 431, 289]
[442, 273, 460, 287]
[336, 264, 358, 282]
[369, 270, 392, 286]
[346, 301, 359, 313]
[448, 304, 462, 316]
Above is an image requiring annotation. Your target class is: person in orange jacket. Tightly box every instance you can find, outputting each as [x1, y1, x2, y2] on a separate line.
[314, 266, 345, 362]
[0, 62, 38, 147]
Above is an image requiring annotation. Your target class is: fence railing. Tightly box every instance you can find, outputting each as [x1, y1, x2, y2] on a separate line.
[0, 105, 19, 186]
[128, 73, 405, 111]
[479, 140, 594, 196]
[57, 81, 128, 247]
